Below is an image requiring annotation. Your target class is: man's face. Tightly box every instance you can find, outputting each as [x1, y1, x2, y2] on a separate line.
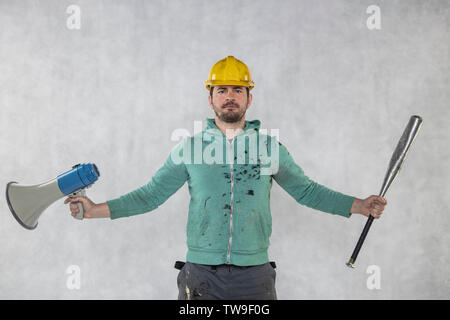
[208, 85, 252, 123]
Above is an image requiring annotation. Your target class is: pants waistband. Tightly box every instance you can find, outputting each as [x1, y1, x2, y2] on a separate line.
[174, 261, 276, 270]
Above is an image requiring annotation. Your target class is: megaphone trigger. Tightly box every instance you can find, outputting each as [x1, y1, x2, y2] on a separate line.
[70, 188, 86, 220]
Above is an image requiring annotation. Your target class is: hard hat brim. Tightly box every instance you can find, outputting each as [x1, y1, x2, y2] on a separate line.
[205, 80, 255, 91]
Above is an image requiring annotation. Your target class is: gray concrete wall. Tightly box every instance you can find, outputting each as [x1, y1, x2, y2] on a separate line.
[0, 0, 448, 299]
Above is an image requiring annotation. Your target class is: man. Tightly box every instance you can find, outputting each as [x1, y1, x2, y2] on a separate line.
[65, 56, 387, 300]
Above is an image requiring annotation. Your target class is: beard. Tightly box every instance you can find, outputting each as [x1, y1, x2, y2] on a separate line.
[213, 101, 247, 123]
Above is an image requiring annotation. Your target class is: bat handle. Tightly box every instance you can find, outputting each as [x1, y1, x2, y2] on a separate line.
[346, 215, 374, 268]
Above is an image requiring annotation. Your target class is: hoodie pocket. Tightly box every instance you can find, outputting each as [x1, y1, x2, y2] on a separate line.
[232, 209, 271, 253]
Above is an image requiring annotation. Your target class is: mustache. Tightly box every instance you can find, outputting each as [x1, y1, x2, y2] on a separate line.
[222, 102, 239, 108]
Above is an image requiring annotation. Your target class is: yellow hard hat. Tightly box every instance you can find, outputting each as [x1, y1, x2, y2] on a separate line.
[205, 56, 254, 91]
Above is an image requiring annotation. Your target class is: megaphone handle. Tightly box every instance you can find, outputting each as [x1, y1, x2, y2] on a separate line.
[70, 189, 86, 220]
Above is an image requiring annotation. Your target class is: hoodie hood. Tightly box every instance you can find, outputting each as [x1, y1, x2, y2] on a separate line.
[205, 118, 261, 137]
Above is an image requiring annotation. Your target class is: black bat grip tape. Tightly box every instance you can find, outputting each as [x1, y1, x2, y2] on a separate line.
[349, 215, 374, 264]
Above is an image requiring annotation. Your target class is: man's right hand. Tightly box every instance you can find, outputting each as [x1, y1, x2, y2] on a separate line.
[64, 196, 96, 218]
[64, 197, 111, 219]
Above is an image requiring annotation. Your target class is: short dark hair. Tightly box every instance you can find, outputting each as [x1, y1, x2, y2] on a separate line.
[210, 86, 249, 99]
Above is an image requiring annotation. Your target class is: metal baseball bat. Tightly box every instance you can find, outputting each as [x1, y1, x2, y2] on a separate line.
[346, 115, 423, 268]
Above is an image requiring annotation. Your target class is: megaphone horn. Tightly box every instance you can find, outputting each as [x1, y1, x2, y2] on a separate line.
[6, 163, 100, 230]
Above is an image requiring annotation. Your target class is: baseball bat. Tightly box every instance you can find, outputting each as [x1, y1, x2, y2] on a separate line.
[346, 115, 423, 268]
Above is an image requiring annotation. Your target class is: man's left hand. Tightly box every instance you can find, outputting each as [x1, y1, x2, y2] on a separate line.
[351, 195, 387, 219]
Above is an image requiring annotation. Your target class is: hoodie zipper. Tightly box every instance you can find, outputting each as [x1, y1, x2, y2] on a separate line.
[226, 138, 234, 264]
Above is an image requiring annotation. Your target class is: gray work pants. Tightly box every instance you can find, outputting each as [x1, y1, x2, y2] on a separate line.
[177, 262, 277, 300]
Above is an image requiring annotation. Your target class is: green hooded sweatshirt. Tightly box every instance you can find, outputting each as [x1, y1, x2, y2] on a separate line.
[106, 118, 355, 266]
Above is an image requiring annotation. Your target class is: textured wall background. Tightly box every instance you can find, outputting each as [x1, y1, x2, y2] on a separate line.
[0, 0, 449, 299]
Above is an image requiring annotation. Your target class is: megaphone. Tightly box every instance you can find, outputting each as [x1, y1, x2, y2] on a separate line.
[6, 163, 100, 230]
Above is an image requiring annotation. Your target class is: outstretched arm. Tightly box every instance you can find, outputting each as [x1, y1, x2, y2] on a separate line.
[64, 137, 190, 220]
[273, 140, 357, 218]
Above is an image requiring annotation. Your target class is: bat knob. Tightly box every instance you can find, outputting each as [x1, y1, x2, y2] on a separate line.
[346, 258, 355, 269]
